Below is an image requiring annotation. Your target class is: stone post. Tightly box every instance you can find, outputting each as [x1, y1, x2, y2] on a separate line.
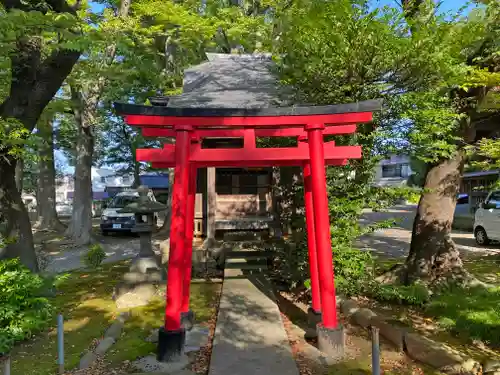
[114, 186, 167, 308]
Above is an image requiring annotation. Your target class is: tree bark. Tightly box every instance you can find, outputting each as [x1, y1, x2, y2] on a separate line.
[15, 158, 24, 192]
[65, 88, 94, 245]
[403, 150, 467, 284]
[0, 156, 39, 272]
[65, 0, 131, 244]
[129, 132, 140, 188]
[132, 158, 141, 188]
[35, 119, 65, 231]
[0, 1, 80, 270]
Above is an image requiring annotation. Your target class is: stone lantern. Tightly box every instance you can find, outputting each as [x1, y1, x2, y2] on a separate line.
[114, 185, 168, 308]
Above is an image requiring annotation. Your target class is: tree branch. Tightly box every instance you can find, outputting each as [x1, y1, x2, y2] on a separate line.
[1, 46, 80, 130]
[401, 0, 424, 21]
[0, 0, 81, 130]
[1, 0, 77, 14]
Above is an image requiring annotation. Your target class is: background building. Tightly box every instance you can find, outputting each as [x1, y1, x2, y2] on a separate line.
[373, 154, 413, 187]
[56, 168, 169, 202]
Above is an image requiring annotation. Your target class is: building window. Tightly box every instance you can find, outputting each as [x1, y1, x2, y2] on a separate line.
[238, 174, 259, 195]
[215, 169, 267, 195]
[100, 176, 106, 183]
[216, 171, 233, 195]
[382, 163, 409, 178]
[122, 175, 131, 184]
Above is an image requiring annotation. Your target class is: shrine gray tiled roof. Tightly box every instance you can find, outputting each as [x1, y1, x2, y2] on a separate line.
[167, 53, 290, 109]
[113, 53, 383, 116]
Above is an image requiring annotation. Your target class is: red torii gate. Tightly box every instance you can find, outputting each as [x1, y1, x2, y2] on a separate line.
[114, 100, 380, 361]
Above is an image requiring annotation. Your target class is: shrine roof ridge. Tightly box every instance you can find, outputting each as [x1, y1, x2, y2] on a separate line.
[114, 99, 382, 118]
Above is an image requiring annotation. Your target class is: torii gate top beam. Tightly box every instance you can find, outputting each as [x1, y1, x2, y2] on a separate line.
[114, 99, 381, 128]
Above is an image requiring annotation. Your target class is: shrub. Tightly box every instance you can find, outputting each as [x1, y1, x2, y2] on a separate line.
[269, 238, 310, 289]
[0, 259, 53, 355]
[366, 282, 431, 306]
[333, 246, 374, 296]
[83, 244, 106, 269]
[270, 236, 374, 297]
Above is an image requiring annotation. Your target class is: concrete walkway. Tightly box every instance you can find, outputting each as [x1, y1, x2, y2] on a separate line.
[209, 271, 299, 375]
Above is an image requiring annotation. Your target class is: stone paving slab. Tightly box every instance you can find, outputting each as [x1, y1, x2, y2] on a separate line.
[208, 272, 299, 375]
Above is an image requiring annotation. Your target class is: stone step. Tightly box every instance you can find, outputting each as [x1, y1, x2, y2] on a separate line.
[223, 232, 264, 242]
[225, 257, 267, 264]
[224, 268, 265, 278]
[224, 264, 268, 271]
[225, 250, 273, 259]
[225, 257, 268, 263]
[224, 259, 268, 270]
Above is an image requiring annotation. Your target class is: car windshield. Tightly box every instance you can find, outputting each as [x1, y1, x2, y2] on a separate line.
[487, 191, 500, 208]
[108, 195, 139, 208]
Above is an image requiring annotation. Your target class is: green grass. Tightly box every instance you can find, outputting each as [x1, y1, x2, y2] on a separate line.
[426, 285, 500, 348]
[370, 255, 500, 354]
[9, 262, 221, 375]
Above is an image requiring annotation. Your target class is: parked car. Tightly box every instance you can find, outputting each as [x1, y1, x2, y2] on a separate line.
[474, 190, 500, 245]
[100, 189, 159, 235]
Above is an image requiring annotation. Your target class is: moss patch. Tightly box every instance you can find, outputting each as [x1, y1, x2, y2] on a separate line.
[9, 262, 221, 375]
[10, 262, 128, 375]
[106, 282, 221, 365]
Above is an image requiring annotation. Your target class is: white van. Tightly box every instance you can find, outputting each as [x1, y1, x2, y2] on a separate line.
[474, 190, 500, 245]
[100, 189, 159, 235]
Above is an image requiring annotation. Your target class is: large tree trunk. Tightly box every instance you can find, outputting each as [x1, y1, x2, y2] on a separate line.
[0, 2, 81, 270]
[403, 150, 466, 284]
[132, 162, 141, 188]
[65, 88, 94, 245]
[131, 143, 141, 188]
[64, 0, 132, 245]
[0, 156, 39, 272]
[35, 119, 65, 231]
[15, 159, 24, 192]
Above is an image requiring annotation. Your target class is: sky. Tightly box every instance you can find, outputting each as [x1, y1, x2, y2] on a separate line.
[371, 0, 473, 13]
[89, 0, 473, 13]
[60, 0, 476, 174]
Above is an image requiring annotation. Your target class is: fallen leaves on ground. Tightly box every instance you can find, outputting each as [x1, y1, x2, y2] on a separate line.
[278, 299, 435, 375]
[65, 357, 133, 375]
[189, 291, 221, 375]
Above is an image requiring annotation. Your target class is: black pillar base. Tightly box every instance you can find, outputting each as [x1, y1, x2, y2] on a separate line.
[305, 308, 322, 340]
[181, 310, 195, 331]
[307, 307, 322, 324]
[157, 327, 186, 362]
[317, 324, 345, 359]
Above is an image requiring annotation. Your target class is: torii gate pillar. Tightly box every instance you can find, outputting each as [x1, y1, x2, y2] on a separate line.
[158, 126, 191, 361]
[306, 124, 344, 355]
